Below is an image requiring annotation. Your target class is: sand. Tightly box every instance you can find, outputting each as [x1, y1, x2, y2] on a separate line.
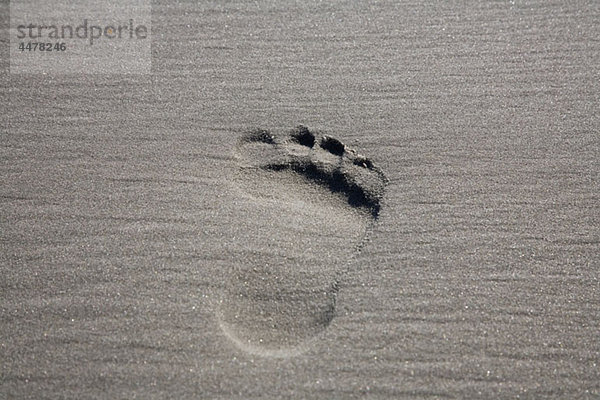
[1, 0, 599, 398]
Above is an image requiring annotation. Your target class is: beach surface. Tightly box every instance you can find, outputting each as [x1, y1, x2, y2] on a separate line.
[1, 1, 599, 398]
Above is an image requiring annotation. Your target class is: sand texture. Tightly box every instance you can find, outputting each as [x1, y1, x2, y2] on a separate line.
[1, 1, 599, 398]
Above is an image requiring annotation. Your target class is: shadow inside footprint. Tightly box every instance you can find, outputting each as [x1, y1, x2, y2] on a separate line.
[218, 125, 386, 357]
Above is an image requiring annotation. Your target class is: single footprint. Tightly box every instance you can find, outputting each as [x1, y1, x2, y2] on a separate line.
[217, 125, 386, 357]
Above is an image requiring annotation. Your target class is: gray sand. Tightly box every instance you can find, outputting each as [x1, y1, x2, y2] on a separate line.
[1, 1, 599, 399]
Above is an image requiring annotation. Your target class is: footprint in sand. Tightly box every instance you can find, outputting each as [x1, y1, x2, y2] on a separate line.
[217, 125, 386, 357]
